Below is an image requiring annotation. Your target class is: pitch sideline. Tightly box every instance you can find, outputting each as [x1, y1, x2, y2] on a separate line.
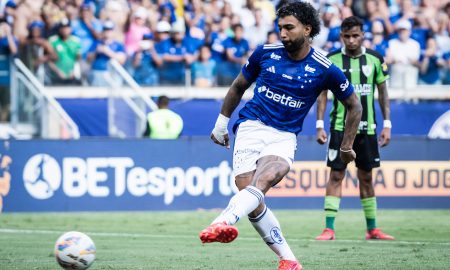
[1, 228, 449, 246]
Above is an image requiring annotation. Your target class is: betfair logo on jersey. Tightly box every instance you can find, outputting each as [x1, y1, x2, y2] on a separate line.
[257, 86, 305, 108]
[340, 79, 349, 91]
[270, 52, 281, 60]
[353, 84, 372, 96]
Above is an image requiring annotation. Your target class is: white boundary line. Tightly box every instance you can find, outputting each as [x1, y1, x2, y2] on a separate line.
[1, 228, 450, 246]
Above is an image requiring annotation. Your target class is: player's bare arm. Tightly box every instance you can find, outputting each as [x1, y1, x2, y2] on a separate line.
[210, 72, 252, 148]
[377, 81, 391, 147]
[316, 90, 328, 145]
[220, 72, 252, 117]
[339, 92, 362, 163]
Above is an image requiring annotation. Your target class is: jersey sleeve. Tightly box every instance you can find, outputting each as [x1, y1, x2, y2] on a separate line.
[323, 64, 354, 101]
[375, 55, 390, 84]
[241, 45, 265, 83]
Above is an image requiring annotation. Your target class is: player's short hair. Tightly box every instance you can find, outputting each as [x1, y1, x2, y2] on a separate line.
[341, 16, 364, 32]
[157, 95, 170, 107]
[276, 1, 321, 39]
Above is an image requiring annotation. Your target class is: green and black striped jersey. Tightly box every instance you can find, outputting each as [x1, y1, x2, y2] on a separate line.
[327, 47, 389, 135]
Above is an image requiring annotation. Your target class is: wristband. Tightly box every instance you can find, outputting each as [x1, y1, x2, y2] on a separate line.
[316, 120, 324, 129]
[383, 120, 392, 129]
[339, 148, 352, 153]
[215, 114, 230, 129]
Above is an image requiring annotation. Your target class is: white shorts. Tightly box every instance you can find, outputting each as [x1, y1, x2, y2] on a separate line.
[233, 120, 297, 176]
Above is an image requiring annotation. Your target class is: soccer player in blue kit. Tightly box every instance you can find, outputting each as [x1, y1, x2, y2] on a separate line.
[199, 2, 362, 269]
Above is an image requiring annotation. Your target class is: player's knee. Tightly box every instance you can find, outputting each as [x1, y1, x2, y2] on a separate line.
[234, 171, 254, 190]
[357, 169, 372, 183]
[359, 177, 373, 186]
[254, 163, 289, 190]
[329, 170, 345, 184]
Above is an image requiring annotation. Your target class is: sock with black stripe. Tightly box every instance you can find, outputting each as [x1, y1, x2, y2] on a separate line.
[249, 206, 297, 261]
[324, 196, 341, 230]
[212, 186, 264, 225]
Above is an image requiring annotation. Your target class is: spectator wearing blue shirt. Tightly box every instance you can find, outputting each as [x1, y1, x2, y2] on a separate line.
[367, 20, 389, 57]
[0, 21, 17, 122]
[183, 0, 206, 53]
[389, 0, 416, 26]
[184, 0, 206, 30]
[158, 0, 177, 23]
[132, 33, 163, 86]
[71, 3, 102, 59]
[2, 0, 16, 26]
[322, 5, 341, 52]
[87, 20, 126, 86]
[154, 20, 171, 50]
[363, 0, 394, 36]
[443, 51, 450, 85]
[191, 45, 216, 87]
[419, 37, 445, 85]
[218, 23, 249, 86]
[159, 20, 197, 86]
[208, 16, 232, 63]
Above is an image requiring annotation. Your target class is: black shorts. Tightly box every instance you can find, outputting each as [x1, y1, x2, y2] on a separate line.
[327, 131, 380, 171]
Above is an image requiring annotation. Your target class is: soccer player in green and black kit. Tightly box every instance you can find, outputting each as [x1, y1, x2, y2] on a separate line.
[315, 16, 394, 240]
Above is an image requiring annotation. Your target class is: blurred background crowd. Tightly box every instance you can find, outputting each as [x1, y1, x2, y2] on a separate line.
[0, 0, 449, 89]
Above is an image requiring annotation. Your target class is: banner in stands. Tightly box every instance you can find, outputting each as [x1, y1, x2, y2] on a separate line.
[0, 138, 449, 212]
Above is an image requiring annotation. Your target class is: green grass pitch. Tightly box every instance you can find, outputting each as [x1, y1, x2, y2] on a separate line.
[0, 210, 449, 269]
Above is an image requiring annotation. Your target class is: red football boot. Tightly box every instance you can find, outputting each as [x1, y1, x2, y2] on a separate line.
[315, 228, 336, 240]
[278, 259, 302, 270]
[365, 228, 395, 240]
[199, 222, 238, 244]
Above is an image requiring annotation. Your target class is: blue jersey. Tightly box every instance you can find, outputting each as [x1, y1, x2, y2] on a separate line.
[237, 44, 354, 135]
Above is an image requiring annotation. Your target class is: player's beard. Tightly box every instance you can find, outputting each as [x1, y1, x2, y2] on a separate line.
[282, 36, 306, 53]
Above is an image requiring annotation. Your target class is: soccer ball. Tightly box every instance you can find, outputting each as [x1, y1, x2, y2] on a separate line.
[54, 231, 96, 270]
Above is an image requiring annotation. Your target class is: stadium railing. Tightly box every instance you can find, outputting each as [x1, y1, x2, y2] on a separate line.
[45, 84, 450, 101]
[10, 59, 80, 139]
[106, 59, 158, 138]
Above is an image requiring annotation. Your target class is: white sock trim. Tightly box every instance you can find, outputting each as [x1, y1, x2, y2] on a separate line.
[245, 185, 264, 204]
[249, 205, 267, 223]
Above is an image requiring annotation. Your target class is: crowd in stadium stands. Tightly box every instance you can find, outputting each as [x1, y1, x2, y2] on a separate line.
[0, 0, 449, 90]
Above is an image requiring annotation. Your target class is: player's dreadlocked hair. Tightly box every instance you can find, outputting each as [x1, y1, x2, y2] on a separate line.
[341, 16, 364, 32]
[276, 1, 321, 39]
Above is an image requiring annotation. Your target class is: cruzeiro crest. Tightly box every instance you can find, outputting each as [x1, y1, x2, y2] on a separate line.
[0, 154, 12, 213]
[362, 64, 373, 78]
